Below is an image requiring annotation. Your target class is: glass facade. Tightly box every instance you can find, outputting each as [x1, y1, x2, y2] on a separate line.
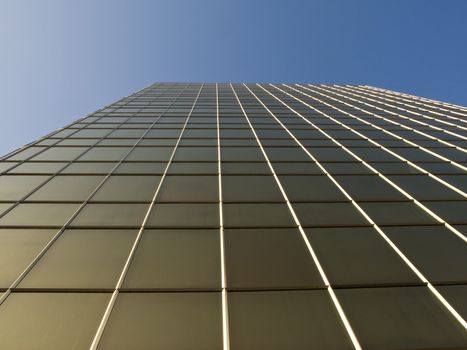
[0, 82, 466, 349]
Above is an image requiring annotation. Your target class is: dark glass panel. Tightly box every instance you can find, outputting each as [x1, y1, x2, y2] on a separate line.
[223, 203, 295, 228]
[0, 175, 49, 201]
[19, 229, 136, 289]
[305, 227, 420, 287]
[0, 292, 109, 349]
[91, 175, 161, 202]
[71, 204, 148, 227]
[156, 175, 218, 202]
[437, 285, 467, 320]
[147, 203, 219, 228]
[384, 225, 467, 284]
[294, 202, 368, 227]
[0, 229, 56, 288]
[279, 175, 347, 202]
[225, 228, 324, 289]
[123, 229, 220, 289]
[222, 175, 282, 202]
[359, 202, 438, 226]
[98, 292, 222, 350]
[228, 290, 353, 350]
[0, 203, 81, 226]
[337, 286, 467, 349]
[28, 175, 104, 201]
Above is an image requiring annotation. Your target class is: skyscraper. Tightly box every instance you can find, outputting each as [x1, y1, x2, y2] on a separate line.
[0, 83, 466, 349]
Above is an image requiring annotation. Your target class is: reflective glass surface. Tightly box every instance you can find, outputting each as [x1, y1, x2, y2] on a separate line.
[225, 228, 324, 289]
[0, 292, 109, 349]
[123, 229, 221, 289]
[0, 83, 465, 349]
[228, 290, 354, 350]
[337, 286, 467, 349]
[98, 292, 222, 350]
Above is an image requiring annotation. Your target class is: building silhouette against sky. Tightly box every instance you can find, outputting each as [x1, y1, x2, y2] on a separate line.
[0, 83, 466, 349]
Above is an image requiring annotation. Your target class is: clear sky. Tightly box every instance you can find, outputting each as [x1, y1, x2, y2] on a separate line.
[1, 0, 466, 155]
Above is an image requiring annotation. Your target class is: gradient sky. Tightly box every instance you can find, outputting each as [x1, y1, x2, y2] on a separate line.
[1, 0, 466, 155]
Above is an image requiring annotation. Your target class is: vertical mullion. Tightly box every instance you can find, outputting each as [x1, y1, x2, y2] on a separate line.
[230, 83, 363, 350]
[216, 83, 230, 350]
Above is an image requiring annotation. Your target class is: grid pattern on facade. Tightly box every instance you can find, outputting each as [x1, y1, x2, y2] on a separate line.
[0, 83, 466, 349]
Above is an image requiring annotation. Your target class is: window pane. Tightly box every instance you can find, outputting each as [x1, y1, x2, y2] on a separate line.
[272, 162, 324, 175]
[335, 175, 406, 201]
[308, 147, 356, 162]
[279, 175, 347, 202]
[221, 147, 265, 161]
[19, 229, 136, 289]
[92, 175, 161, 202]
[72, 129, 111, 138]
[228, 290, 353, 350]
[439, 175, 467, 192]
[9, 162, 66, 174]
[156, 175, 218, 202]
[437, 285, 467, 320]
[173, 147, 217, 161]
[0, 203, 80, 226]
[223, 203, 295, 228]
[0, 162, 17, 172]
[370, 162, 423, 175]
[71, 204, 149, 227]
[0, 229, 56, 288]
[114, 162, 166, 174]
[350, 147, 399, 162]
[225, 228, 324, 289]
[0, 292, 109, 349]
[123, 229, 221, 289]
[294, 202, 368, 227]
[421, 201, 467, 225]
[222, 175, 283, 202]
[33, 147, 88, 161]
[0, 175, 49, 200]
[359, 202, 438, 226]
[28, 175, 104, 201]
[389, 147, 440, 162]
[264, 147, 310, 161]
[78, 147, 131, 161]
[221, 162, 270, 174]
[320, 163, 372, 176]
[7, 147, 45, 161]
[336, 286, 467, 349]
[0, 203, 12, 215]
[126, 147, 173, 161]
[167, 162, 218, 174]
[384, 225, 467, 284]
[147, 203, 219, 228]
[305, 227, 420, 287]
[98, 292, 222, 350]
[389, 175, 464, 200]
[60, 162, 117, 174]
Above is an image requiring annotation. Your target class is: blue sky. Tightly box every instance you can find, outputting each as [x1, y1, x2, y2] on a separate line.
[1, 0, 466, 155]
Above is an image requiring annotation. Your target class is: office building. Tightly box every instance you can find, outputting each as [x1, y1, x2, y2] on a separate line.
[0, 83, 466, 349]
